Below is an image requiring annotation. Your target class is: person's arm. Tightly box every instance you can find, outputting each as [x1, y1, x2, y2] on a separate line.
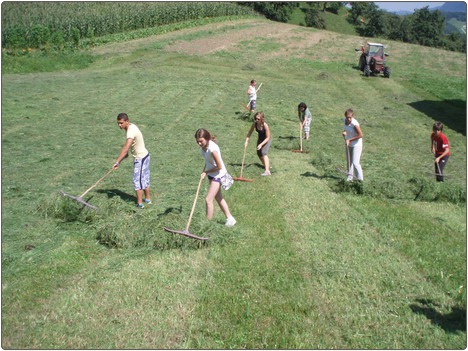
[200, 165, 207, 179]
[435, 136, 450, 162]
[113, 138, 133, 169]
[435, 147, 450, 163]
[431, 135, 436, 154]
[245, 123, 255, 147]
[257, 123, 271, 150]
[204, 151, 223, 175]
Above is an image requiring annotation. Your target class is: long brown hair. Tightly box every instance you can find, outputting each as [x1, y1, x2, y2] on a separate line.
[254, 111, 265, 124]
[194, 128, 217, 144]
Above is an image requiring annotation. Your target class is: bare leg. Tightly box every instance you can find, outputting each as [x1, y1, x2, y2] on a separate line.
[136, 189, 143, 205]
[205, 180, 220, 220]
[215, 187, 232, 219]
[263, 155, 270, 172]
[144, 187, 151, 201]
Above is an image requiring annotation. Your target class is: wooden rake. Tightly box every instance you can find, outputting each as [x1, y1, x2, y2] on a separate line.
[60, 168, 114, 210]
[292, 122, 308, 153]
[241, 82, 263, 111]
[233, 143, 253, 182]
[163, 174, 208, 241]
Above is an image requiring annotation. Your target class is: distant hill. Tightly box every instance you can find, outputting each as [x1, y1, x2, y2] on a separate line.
[387, 2, 466, 15]
[439, 2, 466, 13]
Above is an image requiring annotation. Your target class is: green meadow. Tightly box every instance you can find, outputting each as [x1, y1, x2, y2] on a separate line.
[2, 18, 466, 349]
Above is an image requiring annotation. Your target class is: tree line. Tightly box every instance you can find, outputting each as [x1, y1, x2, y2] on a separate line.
[238, 2, 466, 53]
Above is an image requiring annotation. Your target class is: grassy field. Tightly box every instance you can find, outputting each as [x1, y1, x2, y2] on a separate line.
[2, 18, 466, 349]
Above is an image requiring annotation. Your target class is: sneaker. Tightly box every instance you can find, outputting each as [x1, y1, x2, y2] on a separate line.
[225, 216, 236, 227]
[144, 199, 152, 204]
[261, 171, 271, 176]
[136, 203, 144, 209]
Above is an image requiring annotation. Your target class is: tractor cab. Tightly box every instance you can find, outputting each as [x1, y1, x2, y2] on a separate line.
[358, 42, 390, 78]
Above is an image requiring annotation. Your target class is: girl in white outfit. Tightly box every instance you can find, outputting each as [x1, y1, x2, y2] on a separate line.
[342, 109, 364, 181]
[195, 128, 236, 227]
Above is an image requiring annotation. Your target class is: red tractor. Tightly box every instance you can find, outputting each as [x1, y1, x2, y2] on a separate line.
[358, 42, 390, 78]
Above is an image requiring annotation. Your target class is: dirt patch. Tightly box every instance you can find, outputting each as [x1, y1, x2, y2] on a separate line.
[164, 20, 332, 58]
[92, 19, 336, 60]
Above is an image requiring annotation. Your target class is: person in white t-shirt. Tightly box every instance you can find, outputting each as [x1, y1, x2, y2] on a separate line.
[113, 113, 151, 208]
[247, 79, 257, 116]
[342, 108, 364, 181]
[195, 128, 236, 227]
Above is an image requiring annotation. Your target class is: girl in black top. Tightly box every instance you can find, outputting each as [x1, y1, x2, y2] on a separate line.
[245, 112, 272, 176]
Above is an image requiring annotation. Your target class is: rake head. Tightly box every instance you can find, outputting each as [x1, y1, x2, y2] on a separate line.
[233, 177, 253, 182]
[163, 227, 209, 241]
[60, 191, 98, 210]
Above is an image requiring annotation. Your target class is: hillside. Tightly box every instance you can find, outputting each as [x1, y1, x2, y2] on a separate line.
[440, 2, 467, 13]
[1, 18, 466, 349]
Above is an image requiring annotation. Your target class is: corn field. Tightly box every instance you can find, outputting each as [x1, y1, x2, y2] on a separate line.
[1, 2, 256, 49]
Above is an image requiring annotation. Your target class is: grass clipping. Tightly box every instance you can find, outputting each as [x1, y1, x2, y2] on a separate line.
[38, 193, 96, 223]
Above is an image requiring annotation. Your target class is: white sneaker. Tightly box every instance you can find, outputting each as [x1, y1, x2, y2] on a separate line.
[225, 216, 236, 227]
[261, 171, 271, 176]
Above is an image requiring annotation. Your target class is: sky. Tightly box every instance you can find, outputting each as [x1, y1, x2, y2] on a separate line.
[374, 2, 445, 12]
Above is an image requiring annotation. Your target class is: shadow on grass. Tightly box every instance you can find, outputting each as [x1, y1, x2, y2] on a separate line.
[228, 162, 254, 169]
[278, 135, 299, 140]
[234, 110, 253, 122]
[97, 188, 136, 203]
[408, 100, 466, 136]
[157, 206, 182, 219]
[301, 171, 341, 180]
[410, 298, 466, 333]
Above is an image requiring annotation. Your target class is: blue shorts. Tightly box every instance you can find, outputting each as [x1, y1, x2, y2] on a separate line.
[208, 175, 221, 183]
[133, 153, 150, 190]
[250, 100, 256, 110]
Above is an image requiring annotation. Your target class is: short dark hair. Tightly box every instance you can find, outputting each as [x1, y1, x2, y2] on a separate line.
[433, 122, 444, 131]
[117, 113, 129, 121]
[344, 108, 354, 117]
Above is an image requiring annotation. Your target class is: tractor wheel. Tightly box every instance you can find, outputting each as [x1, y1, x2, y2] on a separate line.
[383, 66, 391, 78]
[364, 65, 371, 77]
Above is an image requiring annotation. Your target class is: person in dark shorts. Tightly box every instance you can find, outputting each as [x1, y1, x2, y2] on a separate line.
[247, 79, 257, 116]
[245, 112, 271, 176]
[431, 122, 451, 182]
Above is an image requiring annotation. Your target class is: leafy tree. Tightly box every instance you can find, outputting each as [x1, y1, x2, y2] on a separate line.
[399, 16, 415, 43]
[325, 2, 344, 14]
[348, 2, 370, 24]
[357, 3, 386, 37]
[412, 6, 445, 46]
[239, 2, 297, 22]
[305, 7, 326, 29]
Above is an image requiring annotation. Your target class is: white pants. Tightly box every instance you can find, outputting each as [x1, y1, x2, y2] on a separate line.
[346, 143, 363, 181]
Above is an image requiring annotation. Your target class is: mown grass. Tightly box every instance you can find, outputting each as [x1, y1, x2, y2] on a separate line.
[2, 18, 466, 349]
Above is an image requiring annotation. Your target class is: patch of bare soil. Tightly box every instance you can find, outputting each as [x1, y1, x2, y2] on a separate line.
[92, 19, 335, 60]
[165, 20, 333, 58]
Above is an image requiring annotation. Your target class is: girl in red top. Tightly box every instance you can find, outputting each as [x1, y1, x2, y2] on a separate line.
[430, 122, 450, 182]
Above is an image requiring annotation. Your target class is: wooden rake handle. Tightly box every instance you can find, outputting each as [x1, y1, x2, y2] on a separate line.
[299, 122, 303, 151]
[435, 158, 442, 175]
[185, 174, 204, 232]
[240, 142, 248, 179]
[246, 82, 263, 108]
[79, 168, 114, 198]
[343, 135, 351, 173]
